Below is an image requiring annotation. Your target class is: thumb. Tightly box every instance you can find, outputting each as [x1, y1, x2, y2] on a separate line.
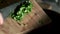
[0, 13, 4, 25]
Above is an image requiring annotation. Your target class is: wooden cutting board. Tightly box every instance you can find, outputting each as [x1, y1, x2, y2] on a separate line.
[0, 0, 51, 34]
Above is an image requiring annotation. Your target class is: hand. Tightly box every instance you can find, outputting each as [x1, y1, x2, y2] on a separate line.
[0, 13, 3, 25]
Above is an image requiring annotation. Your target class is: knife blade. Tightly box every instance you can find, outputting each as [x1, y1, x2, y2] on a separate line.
[0, 0, 27, 19]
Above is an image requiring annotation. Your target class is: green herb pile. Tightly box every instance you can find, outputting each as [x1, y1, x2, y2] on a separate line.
[11, 0, 33, 21]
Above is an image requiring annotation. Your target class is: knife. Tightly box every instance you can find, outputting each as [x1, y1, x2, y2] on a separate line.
[0, 0, 27, 19]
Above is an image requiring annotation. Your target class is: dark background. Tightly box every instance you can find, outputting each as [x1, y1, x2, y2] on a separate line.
[26, 9, 60, 33]
[0, 0, 20, 9]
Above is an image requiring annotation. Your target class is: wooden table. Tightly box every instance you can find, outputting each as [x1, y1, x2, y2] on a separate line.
[36, 0, 52, 9]
[0, 0, 51, 34]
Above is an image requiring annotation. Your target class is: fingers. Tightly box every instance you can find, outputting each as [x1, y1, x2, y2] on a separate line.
[0, 13, 4, 25]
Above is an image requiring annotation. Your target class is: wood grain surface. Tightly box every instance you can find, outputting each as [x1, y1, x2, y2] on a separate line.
[0, 0, 51, 34]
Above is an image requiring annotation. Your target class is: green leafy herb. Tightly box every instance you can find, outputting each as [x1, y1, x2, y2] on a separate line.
[11, 0, 33, 21]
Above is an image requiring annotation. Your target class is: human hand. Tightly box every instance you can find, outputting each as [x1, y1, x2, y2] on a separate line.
[0, 13, 3, 25]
